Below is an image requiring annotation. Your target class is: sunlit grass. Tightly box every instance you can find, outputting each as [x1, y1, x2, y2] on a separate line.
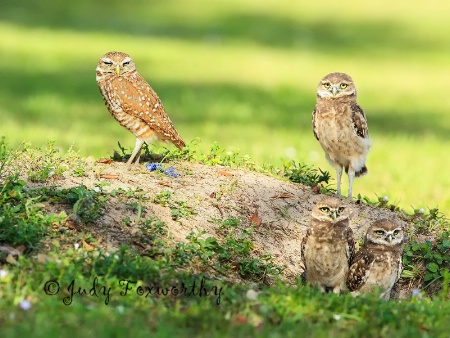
[0, 0, 449, 214]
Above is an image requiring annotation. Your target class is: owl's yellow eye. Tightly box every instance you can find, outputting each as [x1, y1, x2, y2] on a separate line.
[123, 61, 131, 66]
[319, 207, 330, 212]
[374, 230, 385, 236]
[338, 207, 345, 213]
[393, 230, 400, 236]
[323, 83, 331, 89]
[340, 83, 348, 89]
[103, 61, 113, 65]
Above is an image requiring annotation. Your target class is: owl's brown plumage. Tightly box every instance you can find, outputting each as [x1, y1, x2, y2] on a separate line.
[346, 219, 406, 300]
[301, 196, 355, 294]
[96, 51, 185, 166]
[312, 72, 371, 199]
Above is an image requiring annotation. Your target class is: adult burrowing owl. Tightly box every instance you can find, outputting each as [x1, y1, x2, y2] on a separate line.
[346, 219, 406, 300]
[96, 51, 185, 166]
[312, 72, 371, 199]
[301, 196, 355, 293]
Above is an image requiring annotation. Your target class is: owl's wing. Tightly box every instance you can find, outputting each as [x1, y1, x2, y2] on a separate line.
[346, 227, 356, 264]
[301, 229, 309, 262]
[346, 248, 375, 291]
[350, 102, 369, 139]
[312, 107, 320, 141]
[396, 254, 403, 282]
[114, 76, 185, 149]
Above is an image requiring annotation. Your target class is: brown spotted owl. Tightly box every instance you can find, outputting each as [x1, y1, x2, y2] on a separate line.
[96, 51, 185, 166]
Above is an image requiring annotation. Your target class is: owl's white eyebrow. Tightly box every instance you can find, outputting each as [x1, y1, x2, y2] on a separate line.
[102, 58, 113, 63]
[122, 57, 132, 63]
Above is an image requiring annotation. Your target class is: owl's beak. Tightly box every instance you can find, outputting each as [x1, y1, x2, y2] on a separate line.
[386, 234, 393, 243]
[331, 86, 338, 96]
[330, 211, 337, 220]
[115, 65, 121, 76]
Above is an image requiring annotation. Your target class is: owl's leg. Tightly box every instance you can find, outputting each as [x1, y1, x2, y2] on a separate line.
[331, 285, 342, 294]
[380, 288, 391, 301]
[335, 167, 343, 196]
[126, 138, 144, 167]
[347, 169, 355, 199]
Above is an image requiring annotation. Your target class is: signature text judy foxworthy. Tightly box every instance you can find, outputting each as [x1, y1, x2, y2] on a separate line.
[43, 277, 223, 305]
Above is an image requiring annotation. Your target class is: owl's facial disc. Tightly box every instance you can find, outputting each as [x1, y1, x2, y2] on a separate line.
[318, 80, 354, 98]
[319, 205, 346, 221]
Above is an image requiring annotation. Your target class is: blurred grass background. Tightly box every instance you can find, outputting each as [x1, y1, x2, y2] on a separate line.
[0, 0, 449, 214]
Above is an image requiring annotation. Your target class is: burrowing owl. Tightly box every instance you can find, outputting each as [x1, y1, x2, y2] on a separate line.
[347, 219, 406, 300]
[312, 72, 371, 199]
[301, 196, 355, 293]
[96, 51, 185, 166]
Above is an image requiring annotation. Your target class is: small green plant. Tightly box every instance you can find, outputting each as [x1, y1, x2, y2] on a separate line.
[25, 185, 108, 225]
[112, 141, 166, 163]
[403, 232, 450, 289]
[20, 141, 68, 182]
[153, 190, 195, 220]
[174, 219, 283, 282]
[357, 194, 400, 212]
[0, 136, 12, 177]
[165, 139, 258, 170]
[282, 160, 330, 188]
[407, 207, 450, 235]
[153, 190, 173, 206]
[0, 174, 63, 247]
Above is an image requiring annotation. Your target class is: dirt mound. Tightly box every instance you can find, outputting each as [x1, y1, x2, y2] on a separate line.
[27, 159, 408, 290]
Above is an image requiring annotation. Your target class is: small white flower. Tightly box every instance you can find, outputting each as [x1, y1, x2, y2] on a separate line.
[246, 289, 259, 301]
[419, 208, 425, 214]
[114, 255, 119, 260]
[93, 187, 100, 192]
[117, 305, 125, 314]
[333, 314, 341, 321]
[19, 300, 32, 311]
[0, 269, 9, 279]
[383, 196, 389, 202]
[74, 243, 80, 250]
[412, 289, 421, 297]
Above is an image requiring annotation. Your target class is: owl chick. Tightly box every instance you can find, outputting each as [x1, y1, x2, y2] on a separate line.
[312, 72, 371, 199]
[96, 51, 185, 167]
[346, 219, 406, 300]
[301, 196, 355, 294]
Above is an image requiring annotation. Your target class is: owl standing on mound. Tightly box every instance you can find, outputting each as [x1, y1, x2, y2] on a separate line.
[347, 219, 406, 300]
[312, 72, 371, 199]
[301, 196, 355, 294]
[96, 51, 185, 167]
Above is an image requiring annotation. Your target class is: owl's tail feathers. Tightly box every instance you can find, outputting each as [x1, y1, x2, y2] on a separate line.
[173, 137, 186, 150]
[345, 165, 368, 177]
[355, 166, 368, 177]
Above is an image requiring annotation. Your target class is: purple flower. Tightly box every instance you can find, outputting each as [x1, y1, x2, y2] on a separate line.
[146, 163, 162, 171]
[164, 167, 179, 178]
[146, 163, 179, 178]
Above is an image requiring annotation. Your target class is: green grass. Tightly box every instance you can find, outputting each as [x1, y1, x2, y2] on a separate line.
[1, 0, 449, 214]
